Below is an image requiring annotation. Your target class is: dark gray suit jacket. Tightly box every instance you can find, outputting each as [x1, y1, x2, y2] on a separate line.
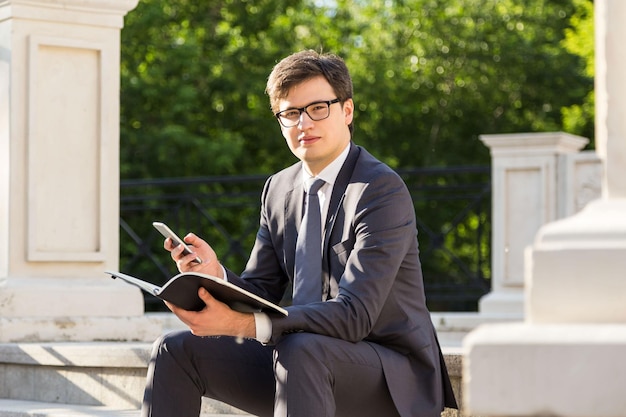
[227, 144, 457, 416]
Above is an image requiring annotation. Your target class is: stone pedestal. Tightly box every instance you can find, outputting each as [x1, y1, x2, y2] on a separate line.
[528, 199, 626, 324]
[478, 132, 589, 318]
[0, 0, 160, 342]
[465, 198, 626, 416]
[464, 1, 626, 416]
[465, 323, 626, 417]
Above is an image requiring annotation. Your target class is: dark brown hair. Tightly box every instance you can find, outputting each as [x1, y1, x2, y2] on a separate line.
[266, 50, 354, 133]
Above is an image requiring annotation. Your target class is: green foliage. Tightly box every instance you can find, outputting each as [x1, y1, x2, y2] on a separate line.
[121, 0, 593, 176]
[341, 0, 593, 168]
[120, 0, 301, 179]
[561, 0, 594, 144]
[119, 0, 594, 310]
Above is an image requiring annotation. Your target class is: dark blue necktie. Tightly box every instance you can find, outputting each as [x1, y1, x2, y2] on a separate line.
[293, 178, 325, 305]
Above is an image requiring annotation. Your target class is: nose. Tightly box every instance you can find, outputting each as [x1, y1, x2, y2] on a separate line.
[297, 110, 314, 129]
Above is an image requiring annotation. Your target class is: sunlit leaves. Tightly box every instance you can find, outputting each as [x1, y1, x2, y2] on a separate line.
[560, 0, 593, 144]
[340, 0, 592, 167]
[120, 0, 593, 179]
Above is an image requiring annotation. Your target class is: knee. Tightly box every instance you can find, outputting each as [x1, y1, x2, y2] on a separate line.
[150, 330, 197, 360]
[274, 333, 327, 368]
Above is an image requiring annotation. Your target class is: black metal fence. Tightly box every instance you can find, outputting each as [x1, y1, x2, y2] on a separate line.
[119, 166, 491, 312]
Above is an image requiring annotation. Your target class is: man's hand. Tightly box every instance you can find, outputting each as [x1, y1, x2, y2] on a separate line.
[165, 287, 257, 339]
[164, 233, 224, 278]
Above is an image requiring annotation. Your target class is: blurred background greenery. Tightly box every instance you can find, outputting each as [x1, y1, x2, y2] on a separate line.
[120, 0, 593, 177]
[118, 0, 594, 311]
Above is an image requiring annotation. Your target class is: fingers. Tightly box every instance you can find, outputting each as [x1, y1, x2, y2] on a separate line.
[163, 237, 175, 252]
[164, 233, 201, 270]
[165, 289, 254, 339]
[182, 232, 202, 246]
[165, 289, 216, 336]
[197, 287, 213, 304]
[163, 233, 198, 251]
[161, 232, 223, 276]
[166, 288, 213, 312]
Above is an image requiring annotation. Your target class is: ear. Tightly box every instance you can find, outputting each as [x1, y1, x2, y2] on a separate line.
[342, 98, 354, 125]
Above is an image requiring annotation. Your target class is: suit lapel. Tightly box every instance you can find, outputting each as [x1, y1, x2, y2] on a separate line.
[282, 145, 360, 287]
[324, 144, 361, 248]
[284, 170, 304, 280]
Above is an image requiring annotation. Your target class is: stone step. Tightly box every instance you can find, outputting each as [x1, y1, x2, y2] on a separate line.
[0, 324, 463, 416]
[0, 399, 138, 417]
[0, 399, 251, 417]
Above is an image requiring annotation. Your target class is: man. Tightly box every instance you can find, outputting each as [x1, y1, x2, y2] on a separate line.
[142, 50, 457, 417]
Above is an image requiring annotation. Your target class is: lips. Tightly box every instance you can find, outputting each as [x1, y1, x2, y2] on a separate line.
[299, 135, 320, 145]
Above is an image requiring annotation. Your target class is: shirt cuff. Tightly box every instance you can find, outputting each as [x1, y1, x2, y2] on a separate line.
[253, 312, 272, 344]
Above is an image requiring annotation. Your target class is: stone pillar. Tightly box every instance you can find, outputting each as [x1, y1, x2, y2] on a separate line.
[0, 0, 160, 342]
[464, 1, 626, 416]
[478, 132, 588, 318]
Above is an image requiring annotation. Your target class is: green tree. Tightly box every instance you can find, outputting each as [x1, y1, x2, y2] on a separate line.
[120, 0, 305, 180]
[561, 0, 594, 144]
[343, 0, 592, 169]
[121, 0, 593, 176]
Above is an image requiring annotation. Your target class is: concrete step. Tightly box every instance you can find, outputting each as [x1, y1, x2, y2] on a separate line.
[0, 341, 253, 415]
[0, 322, 464, 417]
[0, 399, 251, 417]
[0, 399, 138, 417]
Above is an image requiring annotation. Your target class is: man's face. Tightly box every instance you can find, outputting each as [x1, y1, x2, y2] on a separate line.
[276, 76, 354, 176]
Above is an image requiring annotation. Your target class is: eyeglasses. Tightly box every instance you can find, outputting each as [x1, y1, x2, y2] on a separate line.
[275, 98, 341, 128]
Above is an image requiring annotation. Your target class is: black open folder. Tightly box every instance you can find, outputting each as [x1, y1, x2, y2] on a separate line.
[106, 270, 288, 316]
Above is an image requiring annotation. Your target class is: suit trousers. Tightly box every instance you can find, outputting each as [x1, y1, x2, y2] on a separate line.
[141, 330, 401, 417]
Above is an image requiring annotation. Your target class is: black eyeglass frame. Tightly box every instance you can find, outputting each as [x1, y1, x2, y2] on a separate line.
[274, 98, 342, 128]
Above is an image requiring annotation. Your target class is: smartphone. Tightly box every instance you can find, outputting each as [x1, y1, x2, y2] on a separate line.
[152, 222, 202, 264]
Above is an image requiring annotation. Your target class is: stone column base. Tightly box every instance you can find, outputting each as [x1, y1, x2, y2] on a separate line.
[527, 198, 626, 324]
[478, 289, 524, 318]
[0, 276, 163, 342]
[464, 323, 626, 417]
